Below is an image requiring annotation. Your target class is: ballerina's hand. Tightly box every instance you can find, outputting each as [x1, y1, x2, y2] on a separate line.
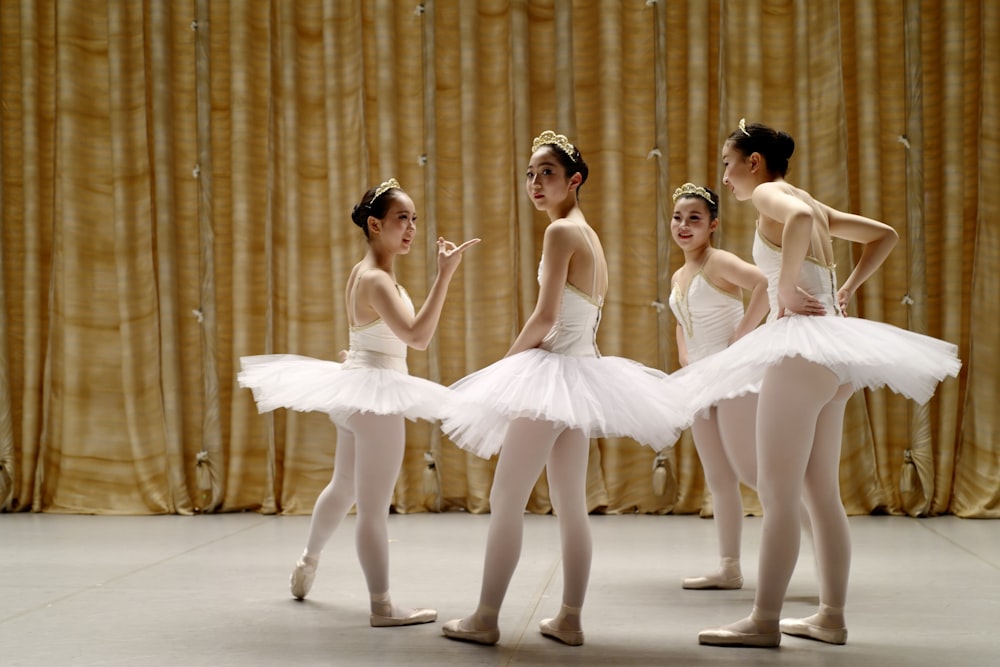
[437, 237, 481, 274]
[836, 287, 853, 316]
[777, 285, 826, 318]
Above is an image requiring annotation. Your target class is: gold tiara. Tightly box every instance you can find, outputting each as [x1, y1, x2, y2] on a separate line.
[672, 183, 715, 205]
[371, 177, 401, 204]
[531, 130, 577, 162]
[739, 118, 750, 137]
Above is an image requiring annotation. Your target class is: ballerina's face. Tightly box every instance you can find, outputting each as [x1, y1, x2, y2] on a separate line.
[371, 192, 417, 254]
[525, 147, 575, 212]
[671, 196, 717, 250]
[722, 141, 755, 201]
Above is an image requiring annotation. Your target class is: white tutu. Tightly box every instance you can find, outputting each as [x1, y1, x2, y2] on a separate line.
[440, 348, 692, 458]
[674, 314, 961, 414]
[238, 353, 453, 425]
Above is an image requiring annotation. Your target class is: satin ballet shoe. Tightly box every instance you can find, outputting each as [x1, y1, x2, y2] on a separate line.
[441, 618, 500, 645]
[780, 617, 847, 645]
[539, 618, 584, 646]
[698, 624, 780, 648]
[289, 558, 317, 600]
[682, 572, 744, 590]
[370, 608, 437, 628]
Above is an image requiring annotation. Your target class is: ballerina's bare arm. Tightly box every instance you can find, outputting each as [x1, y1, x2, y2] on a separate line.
[505, 222, 577, 357]
[820, 203, 898, 310]
[751, 183, 827, 317]
[712, 251, 770, 341]
[675, 323, 690, 367]
[668, 267, 691, 366]
[363, 236, 480, 351]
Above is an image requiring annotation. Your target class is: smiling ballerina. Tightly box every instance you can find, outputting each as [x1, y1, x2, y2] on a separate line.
[239, 179, 478, 628]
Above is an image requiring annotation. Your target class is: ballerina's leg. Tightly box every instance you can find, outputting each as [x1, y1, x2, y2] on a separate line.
[786, 384, 852, 642]
[449, 418, 562, 635]
[289, 424, 357, 600]
[545, 427, 591, 633]
[687, 407, 745, 588]
[348, 411, 430, 620]
[304, 424, 358, 559]
[700, 356, 838, 646]
[755, 358, 839, 618]
[716, 393, 759, 489]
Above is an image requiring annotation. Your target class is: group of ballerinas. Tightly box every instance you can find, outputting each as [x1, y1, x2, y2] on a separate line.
[238, 125, 960, 649]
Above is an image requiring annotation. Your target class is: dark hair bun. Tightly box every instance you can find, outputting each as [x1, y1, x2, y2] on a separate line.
[351, 202, 370, 230]
[776, 131, 795, 162]
[727, 121, 796, 177]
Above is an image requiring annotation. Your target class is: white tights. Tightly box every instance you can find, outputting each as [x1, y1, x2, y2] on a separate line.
[692, 394, 759, 564]
[463, 418, 592, 633]
[301, 411, 415, 615]
[742, 356, 852, 631]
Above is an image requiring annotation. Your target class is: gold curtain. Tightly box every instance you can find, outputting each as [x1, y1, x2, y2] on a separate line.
[0, 0, 993, 517]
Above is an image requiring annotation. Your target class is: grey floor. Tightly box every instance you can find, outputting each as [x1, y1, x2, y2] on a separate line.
[1, 512, 997, 666]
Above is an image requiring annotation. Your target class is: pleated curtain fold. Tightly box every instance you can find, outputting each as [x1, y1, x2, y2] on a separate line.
[0, 1, 993, 517]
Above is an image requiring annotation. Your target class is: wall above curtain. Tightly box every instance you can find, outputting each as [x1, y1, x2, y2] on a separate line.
[1, 1, 995, 517]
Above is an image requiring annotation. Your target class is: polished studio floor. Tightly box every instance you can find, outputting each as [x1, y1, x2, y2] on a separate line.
[1, 511, 997, 666]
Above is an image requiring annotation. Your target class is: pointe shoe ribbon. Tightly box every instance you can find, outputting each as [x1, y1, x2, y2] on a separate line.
[539, 618, 584, 646]
[779, 618, 847, 645]
[441, 619, 500, 645]
[698, 626, 780, 648]
[370, 608, 437, 627]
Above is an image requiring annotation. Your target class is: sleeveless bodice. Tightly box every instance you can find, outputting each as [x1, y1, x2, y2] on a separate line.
[671, 227, 960, 414]
[540, 282, 603, 357]
[669, 273, 744, 363]
[537, 229, 604, 358]
[752, 230, 839, 322]
[440, 224, 700, 458]
[345, 282, 412, 373]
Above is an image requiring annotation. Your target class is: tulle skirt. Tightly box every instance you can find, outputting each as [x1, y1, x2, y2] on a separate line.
[440, 348, 692, 458]
[238, 353, 453, 425]
[673, 313, 960, 415]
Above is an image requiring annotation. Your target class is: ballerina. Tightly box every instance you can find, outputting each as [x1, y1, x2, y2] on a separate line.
[440, 131, 690, 647]
[668, 182, 769, 590]
[238, 178, 478, 627]
[689, 120, 960, 648]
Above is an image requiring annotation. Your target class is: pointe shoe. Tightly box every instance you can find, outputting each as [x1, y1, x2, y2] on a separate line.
[698, 626, 780, 648]
[370, 608, 437, 627]
[539, 618, 584, 646]
[682, 572, 744, 590]
[780, 617, 847, 645]
[289, 559, 317, 600]
[441, 618, 500, 645]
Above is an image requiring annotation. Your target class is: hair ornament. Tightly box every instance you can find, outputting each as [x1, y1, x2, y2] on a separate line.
[531, 130, 577, 162]
[739, 118, 751, 137]
[371, 177, 401, 204]
[672, 182, 715, 205]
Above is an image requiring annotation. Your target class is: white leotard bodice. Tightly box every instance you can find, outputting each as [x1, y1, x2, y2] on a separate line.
[669, 272, 744, 363]
[345, 276, 412, 373]
[752, 229, 840, 322]
[538, 229, 604, 358]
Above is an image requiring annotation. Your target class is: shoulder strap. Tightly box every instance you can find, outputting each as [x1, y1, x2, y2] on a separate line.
[348, 269, 368, 327]
[576, 225, 601, 297]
